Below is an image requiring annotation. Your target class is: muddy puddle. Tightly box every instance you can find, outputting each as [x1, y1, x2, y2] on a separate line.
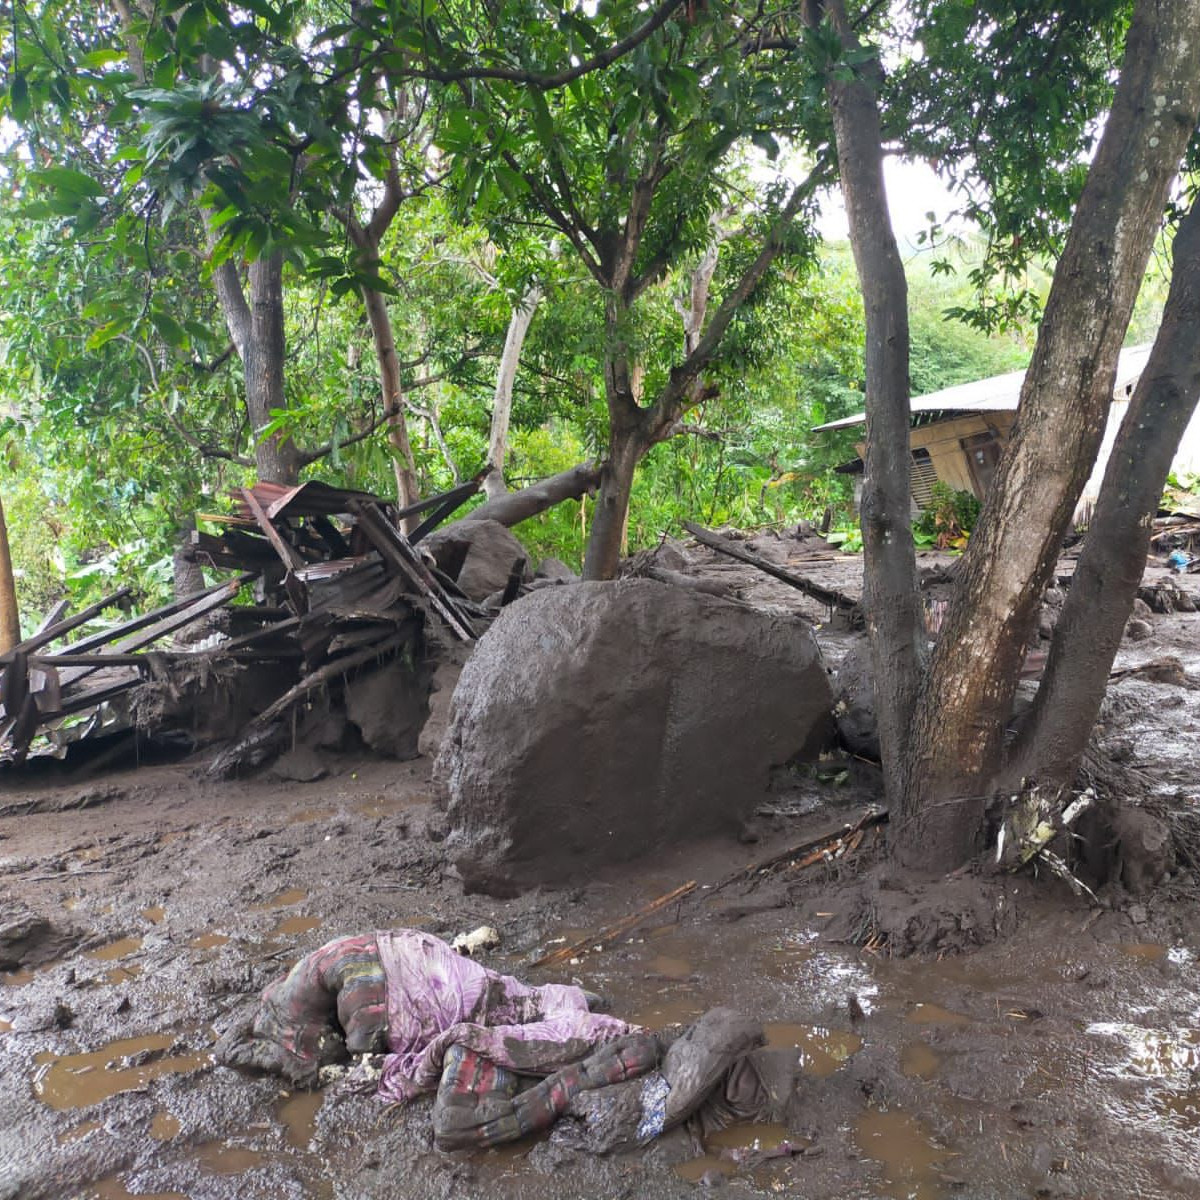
[33, 1032, 213, 1111]
[856, 1106, 954, 1199]
[269, 914, 323, 937]
[87, 936, 144, 962]
[252, 887, 308, 910]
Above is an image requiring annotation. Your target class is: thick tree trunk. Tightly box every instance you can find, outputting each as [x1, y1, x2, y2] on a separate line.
[211, 249, 301, 485]
[817, 0, 926, 808]
[243, 254, 301, 485]
[897, 0, 1200, 871]
[1010, 197, 1200, 786]
[0, 493, 21, 651]
[582, 424, 644, 581]
[485, 284, 542, 498]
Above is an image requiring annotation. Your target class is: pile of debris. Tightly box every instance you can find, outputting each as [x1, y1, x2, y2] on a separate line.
[0, 476, 498, 773]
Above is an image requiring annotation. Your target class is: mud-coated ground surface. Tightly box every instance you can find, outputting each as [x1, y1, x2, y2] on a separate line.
[3, 540, 1200, 1200]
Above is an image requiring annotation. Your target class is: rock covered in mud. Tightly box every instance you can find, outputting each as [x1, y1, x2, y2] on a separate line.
[832, 642, 879, 760]
[423, 519, 531, 602]
[436, 579, 835, 894]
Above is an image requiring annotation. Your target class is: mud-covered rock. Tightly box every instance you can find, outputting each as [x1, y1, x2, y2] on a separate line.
[0, 903, 80, 971]
[1111, 805, 1175, 893]
[437, 580, 835, 894]
[344, 658, 433, 760]
[423, 519, 531, 602]
[833, 642, 879, 760]
[533, 557, 578, 584]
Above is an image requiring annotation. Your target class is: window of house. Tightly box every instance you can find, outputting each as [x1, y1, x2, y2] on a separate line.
[911, 448, 939, 510]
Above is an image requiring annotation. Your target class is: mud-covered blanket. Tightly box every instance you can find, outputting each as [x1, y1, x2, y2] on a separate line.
[376, 928, 633, 1102]
[217, 931, 795, 1155]
[216, 929, 633, 1096]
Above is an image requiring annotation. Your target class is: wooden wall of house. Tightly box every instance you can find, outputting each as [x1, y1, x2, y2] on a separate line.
[851, 411, 1017, 507]
[910, 413, 1016, 496]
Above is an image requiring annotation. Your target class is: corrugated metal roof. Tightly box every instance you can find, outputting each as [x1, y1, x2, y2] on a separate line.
[811, 344, 1153, 432]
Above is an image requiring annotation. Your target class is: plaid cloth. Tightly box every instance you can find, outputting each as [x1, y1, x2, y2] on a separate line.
[432, 1033, 661, 1151]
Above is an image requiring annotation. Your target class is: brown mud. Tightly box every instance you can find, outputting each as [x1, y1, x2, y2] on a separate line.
[1, 546, 1199, 1199]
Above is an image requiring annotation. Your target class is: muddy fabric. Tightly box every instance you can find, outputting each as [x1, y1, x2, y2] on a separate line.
[432, 1034, 660, 1151]
[376, 928, 634, 1103]
[554, 1008, 777, 1155]
[215, 935, 386, 1085]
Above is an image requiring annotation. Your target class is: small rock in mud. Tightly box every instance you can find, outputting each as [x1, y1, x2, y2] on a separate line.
[0, 903, 80, 971]
[270, 744, 329, 783]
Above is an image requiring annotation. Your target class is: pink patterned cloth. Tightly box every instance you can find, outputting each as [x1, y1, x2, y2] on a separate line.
[376, 929, 636, 1104]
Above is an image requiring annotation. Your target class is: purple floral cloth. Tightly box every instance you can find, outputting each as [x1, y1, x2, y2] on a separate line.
[376, 929, 636, 1104]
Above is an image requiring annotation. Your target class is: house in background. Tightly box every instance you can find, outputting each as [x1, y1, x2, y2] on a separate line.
[812, 344, 1200, 519]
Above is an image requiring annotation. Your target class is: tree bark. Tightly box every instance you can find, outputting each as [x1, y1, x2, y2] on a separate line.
[462, 462, 602, 529]
[817, 0, 926, 809]
[484, 284, 543, 498]
[242, 253, 301, 485]
[1010, 196, 1200, 786]
[0, 492, 21, 652]
[360, 281, 421, 519]
[897, 0, 1200, 871]
[582, 423, 644, 581]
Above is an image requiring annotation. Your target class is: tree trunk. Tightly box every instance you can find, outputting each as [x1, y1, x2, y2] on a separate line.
[897, 0, 1200, 871]
[1009, 196, 1200, 787]
[582, 424, 644, 581]
[817, 0, 926, 808]
[0, 492, 21, 652]
[485, 284, 542, 498]
[242, 253, 301, 485]
[462, 462, 601, 528]
[360, 281, 421, 522]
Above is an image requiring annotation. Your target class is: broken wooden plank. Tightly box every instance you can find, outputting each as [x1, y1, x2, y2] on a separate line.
[0, 587, 134, 664]
[55, 578, 249, 658]
[33, 599, 71, 637]
[353, 503, 475, 640]
[532, 881, 699, 968]
[241, 487, 307, 572]
[499, 557, 527, 607]
[683, 522, 862, 620]
[408, 475, 487, 544]
[56, 575, 256, 690]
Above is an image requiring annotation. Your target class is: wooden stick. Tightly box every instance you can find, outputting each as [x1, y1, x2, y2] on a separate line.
[683, 522, 861, 617]
[709, 808, 887, 894]
[532, 881, 698, 968]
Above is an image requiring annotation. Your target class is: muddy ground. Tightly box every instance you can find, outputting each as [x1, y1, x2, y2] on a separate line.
[3, 542, 1200, 1200]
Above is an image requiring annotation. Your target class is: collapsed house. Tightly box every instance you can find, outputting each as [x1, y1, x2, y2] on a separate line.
[0, 476, 506, 773]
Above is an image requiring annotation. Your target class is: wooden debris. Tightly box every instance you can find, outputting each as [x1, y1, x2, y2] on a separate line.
[531, 881, 698, 968]
[682, 522, 862, 624]
[710, 807, 888, 894]
[2, 473, 493, 768]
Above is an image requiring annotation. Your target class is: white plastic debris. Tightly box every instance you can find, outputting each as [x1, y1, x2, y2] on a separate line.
[451, 925, 501, 956]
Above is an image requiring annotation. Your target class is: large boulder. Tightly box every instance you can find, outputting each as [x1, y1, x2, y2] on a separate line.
[423, 519, 531, 603]
[436, 580, 835, 894]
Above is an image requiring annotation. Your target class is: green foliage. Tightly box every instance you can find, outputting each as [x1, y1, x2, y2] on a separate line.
[914, 482, 982, 549]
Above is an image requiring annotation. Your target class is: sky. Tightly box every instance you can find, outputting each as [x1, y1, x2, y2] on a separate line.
[815, 156, 972, 248]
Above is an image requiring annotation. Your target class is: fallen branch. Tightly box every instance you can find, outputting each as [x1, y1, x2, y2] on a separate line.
[457, 463, 601, 530]
[531, 881, 698, 968]
[709, 807, 888, 894]
[682, 523, 861, 622]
